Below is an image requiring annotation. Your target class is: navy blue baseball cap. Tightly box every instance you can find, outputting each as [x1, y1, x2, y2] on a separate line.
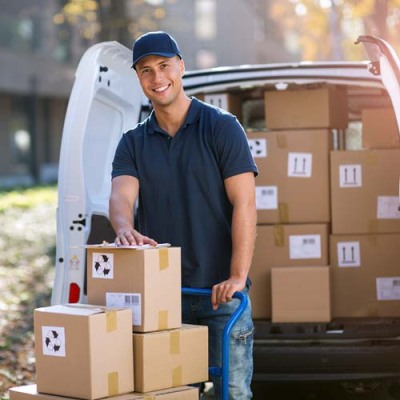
[132, 31, 182, 69]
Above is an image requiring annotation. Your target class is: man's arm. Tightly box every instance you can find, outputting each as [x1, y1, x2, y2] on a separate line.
[109, 175, 157, 246]
[211, 171, 257, 310]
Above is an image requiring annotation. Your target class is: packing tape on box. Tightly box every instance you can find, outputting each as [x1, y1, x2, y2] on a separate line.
[106, 310, 117, 332]
[108, 372, 119, 397]
[273, 225, 285, 247]
[276, 132, 288, 148]
[159, 248, 169, 270]
[158, 310, 169, 330]
[278, 203, 289, 223]
[169, 330, 180, 354]
[172, 365, 183, 386]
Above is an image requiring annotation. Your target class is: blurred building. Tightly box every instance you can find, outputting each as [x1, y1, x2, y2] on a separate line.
[0, 0, 294, 188]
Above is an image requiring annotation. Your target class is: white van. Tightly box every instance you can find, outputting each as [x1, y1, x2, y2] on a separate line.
[52, 35, 400, 397]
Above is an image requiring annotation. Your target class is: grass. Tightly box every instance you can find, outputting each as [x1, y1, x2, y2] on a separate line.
[0, 185, 58, 398]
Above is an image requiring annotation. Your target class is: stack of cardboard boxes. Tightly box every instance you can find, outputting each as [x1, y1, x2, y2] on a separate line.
[10, 245, 208, 400]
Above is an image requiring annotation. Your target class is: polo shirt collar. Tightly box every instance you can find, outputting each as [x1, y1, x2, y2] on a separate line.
[146, 97, 202, 135]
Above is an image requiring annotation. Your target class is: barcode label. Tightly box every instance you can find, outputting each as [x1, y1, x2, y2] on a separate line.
[256, 186, 278, 210]
[106, 292, 142, 326]
[377, 277, 400, 301]
[124, 294, 140, 305]
[289, 234, 321, 259]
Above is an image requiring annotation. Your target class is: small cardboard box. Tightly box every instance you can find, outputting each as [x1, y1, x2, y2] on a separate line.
[264, 86, 348, 129]
[132, 324, 208, 393]
[247, 129, 332, 224]
[9, 385, 198, 400]
[330, 149, 400, 234]
[330, 233, 400, 318]
[250, 224, 329, 319]
[197, 92, 242, 120]
[362, 108, 400, 149]
[34, 304, 134, 400]
[271, 266, 331, 323]
[86, 245, 181, 332]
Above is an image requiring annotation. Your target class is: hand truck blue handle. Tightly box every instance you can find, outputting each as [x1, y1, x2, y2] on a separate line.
[181, 287, 249, 400]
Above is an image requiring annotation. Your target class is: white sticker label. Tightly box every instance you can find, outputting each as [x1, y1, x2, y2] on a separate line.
[289, 235, 321, 259]
[106, 292, 142, 326]
[377, 196, 400, 219]
[288, 152, 312, 178]
[248, 138, 267, 158]
[337, 241, 361, 267]
[256, 186, 278, 210]
[339, 164, 362, 187]
[42, 326, 66, 357]
[204, 94, 227, 109]
[92, 252, 114, 279]
[376, 277, 400, 300]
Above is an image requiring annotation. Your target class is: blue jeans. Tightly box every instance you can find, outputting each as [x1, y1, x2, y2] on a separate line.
[182, 287, 254, 400]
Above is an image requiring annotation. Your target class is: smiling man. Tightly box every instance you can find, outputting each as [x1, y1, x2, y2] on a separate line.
[109, 31, 258, 400]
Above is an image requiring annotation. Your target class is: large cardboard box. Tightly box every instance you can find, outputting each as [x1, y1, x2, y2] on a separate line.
[362, 108, 400, 149]
[247, 129, 332, 223]
[264, 86, 348, 129]
[271, 266, 331, 323]
[34, 305, 134, 400]
[330, 234, 400, 318]
[132, 324, 208, 393]
[9, 385, 198, 400]
[250, 224, 329, 319]
[330, 149, 400, 234]
[86, 245, 181, 332]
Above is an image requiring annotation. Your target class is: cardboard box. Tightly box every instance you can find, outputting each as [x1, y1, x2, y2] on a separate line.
[9, 386, 198, 400]
[247, 129, 332, 223]
[330, 149, 400, 234]
[250, 224, 329, 319]
[34, 304, 134, 399]
[86, 246, 181, 332]
[9, 385, 198, 400]
[271, 266, 331, 323]
[362, 108, 400, 149]
[330, 233, 400, 318]
[197, 92, 242, 120]
[264, 86, 348, 129]
[132, 324, 208, 393]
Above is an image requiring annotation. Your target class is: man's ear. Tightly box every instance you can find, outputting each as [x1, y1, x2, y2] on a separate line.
[180, 59, 185, 76]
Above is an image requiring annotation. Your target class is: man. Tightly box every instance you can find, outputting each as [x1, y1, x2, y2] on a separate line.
[109, 31, 258, 399]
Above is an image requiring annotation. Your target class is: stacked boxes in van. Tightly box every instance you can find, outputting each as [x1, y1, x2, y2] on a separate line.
[247, 85, 349, 323]
[10, 245, 208, 400]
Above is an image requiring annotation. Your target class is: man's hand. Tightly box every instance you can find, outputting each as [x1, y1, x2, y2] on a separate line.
[211, 277, 246, 310]
[115, 228, 158, 247]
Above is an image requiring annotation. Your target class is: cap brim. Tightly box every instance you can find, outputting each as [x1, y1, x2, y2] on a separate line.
[132, 52, 181, 69]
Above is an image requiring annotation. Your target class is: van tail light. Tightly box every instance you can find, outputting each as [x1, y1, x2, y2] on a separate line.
[68, 283, 81, 303]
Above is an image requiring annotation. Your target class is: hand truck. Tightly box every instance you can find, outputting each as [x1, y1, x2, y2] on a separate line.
[181, 287, 248, 400]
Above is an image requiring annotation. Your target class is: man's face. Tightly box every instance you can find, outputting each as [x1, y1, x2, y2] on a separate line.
[135, 55, 185, 107]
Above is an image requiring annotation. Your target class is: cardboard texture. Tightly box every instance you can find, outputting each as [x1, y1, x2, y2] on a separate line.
[271, 266, 331, 323]
[362, 108, 400, 149]
[9, 385, 198, 400]
[249, 224, 329, 319]
[330, 149, 400, 234]
[330, 233, 400, 318]
[86, 246, 181, 332]
[34, 304, 134, 400]
[247, 129, 332, 224]
[197, 92, 242, 120]
[264, 86, 348, 129]
[132, 324, 208, 393]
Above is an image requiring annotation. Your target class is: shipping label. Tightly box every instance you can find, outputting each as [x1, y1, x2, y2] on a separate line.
[248, 138, 267, 158]
[339, 164, 362, 188]
[106, 292, 142, 326]
[376, 277, 400, 301]
[256, 186, 278, 209]
[377, 196, 400, 219]
[289, 234, 321, 259]
[41, 326, 66, 357]
[337, 241, 361, 267]
[287, 152, 312, 178]
[92, 252, 114, 279]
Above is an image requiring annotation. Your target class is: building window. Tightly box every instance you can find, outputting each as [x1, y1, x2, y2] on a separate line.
[195, 0, 216, 40]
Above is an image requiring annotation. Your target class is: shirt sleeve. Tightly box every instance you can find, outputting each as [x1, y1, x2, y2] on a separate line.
[111, 131, 138, 179]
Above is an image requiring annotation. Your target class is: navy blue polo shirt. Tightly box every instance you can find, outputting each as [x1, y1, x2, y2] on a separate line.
[112, 97, 258, 287]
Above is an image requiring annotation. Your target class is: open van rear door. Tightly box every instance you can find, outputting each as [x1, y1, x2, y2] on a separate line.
[357, 35, 400, 139]
[51, 41, 146, 305]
